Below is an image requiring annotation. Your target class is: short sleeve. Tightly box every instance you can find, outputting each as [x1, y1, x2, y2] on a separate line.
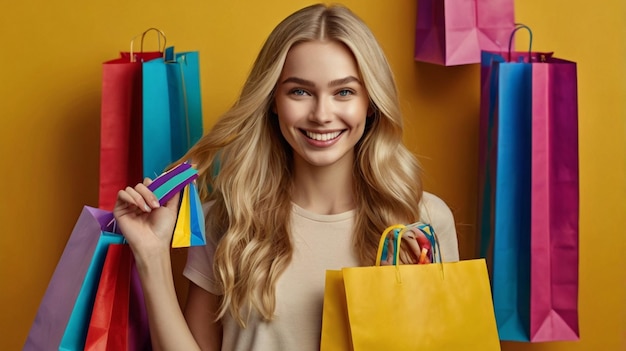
[182, 203, 223, 295]
[419, 192, 460, 262]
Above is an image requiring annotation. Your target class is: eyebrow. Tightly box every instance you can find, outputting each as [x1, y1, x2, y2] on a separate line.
[280, 76, 362, 88]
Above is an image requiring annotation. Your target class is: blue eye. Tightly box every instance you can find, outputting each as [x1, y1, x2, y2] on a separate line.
[337, 89, 354, 97]
[291, 89, 308, 96]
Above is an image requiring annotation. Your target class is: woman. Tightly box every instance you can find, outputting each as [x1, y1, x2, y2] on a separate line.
[114, 3, 459, 350]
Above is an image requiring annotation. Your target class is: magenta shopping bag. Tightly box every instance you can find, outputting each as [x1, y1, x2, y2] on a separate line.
[528, 60, 579, 342]
[414, 0, 515, 66]
[477, 26, 580, 342]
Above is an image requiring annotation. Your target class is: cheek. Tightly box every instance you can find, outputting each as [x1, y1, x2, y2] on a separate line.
[276, 100, 310, 124]
[341, 103, 369, 126]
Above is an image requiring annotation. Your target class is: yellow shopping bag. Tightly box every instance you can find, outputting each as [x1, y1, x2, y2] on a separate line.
[320, 225, 501, 350]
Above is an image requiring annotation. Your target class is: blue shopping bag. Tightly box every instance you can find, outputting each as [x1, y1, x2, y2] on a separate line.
[142, 48, 204, 179]
[478, 49, 533, 341]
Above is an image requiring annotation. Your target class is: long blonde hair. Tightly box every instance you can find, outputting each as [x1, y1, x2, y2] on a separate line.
[183, 3, 422, 326]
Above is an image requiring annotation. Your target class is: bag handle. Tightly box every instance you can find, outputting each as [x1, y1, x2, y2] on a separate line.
[375, 223, 443, 267]
[375, 225, 406, 266]
[508, 23, 533, 63]
[129, 27, 167, 62]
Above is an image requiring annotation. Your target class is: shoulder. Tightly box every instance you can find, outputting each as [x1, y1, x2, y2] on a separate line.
[419, 192, 453, 225]
[419, 192, 460, 262]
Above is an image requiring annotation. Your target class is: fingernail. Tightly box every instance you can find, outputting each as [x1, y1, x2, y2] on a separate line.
[152, 200, 160, 208]
[144, 204, 151, 212]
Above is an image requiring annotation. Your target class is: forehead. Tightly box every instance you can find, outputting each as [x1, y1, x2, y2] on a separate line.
[279, 40, 361, 81]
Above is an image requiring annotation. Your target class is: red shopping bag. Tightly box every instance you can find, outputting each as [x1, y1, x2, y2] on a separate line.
[85, 244, 132, 351]
[414, 0, 515, 66]
[98, 29, 164, 210]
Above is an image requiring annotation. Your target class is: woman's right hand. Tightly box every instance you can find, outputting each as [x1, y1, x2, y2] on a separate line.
[113, 178, 180, 264]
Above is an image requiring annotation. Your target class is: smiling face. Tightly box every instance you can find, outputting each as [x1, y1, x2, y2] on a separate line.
[274, 40, 370, 171]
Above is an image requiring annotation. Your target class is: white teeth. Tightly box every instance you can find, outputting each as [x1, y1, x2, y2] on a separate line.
[305, 131, 341, 141]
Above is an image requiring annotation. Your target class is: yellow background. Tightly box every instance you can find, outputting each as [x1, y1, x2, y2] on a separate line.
[2, 0, 624, 349]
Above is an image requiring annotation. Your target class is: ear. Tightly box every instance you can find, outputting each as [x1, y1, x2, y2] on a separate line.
[367, 104, 376, 118]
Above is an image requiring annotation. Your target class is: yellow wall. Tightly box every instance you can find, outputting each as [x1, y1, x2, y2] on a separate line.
[2, 0, 624, 349]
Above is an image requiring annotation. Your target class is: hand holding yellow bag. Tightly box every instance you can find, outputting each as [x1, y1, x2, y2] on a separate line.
[320, 224, 501, 350]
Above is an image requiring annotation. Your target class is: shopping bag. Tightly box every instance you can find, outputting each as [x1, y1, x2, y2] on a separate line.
[320, 225, 501, 350]
[98, 29, 165, 210]
[128, 263, 152, 351]
[84, 244, 151, 351]
[172, 182, 206, 248]
[142, 47, 203, 179]
[84, 244, 132, 351]
[23, 207, 125, 351]
[414, 0, 515, 66]
[25, 163, 201, 350]
[477, 25, 580, 342]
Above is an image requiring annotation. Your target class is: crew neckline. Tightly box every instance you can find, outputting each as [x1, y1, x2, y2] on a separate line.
[291, 202, 355, 222]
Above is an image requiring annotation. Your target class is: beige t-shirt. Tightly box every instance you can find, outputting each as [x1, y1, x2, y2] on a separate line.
[183, 191, 459, 351]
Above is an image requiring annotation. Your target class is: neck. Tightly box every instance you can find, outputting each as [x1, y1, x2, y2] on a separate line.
[291, 157, 355, 215]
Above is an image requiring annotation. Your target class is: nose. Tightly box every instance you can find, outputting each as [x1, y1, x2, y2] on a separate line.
[309, 97, 332, 124]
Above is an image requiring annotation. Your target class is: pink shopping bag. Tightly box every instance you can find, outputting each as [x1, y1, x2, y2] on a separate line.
[414, 0, 515, 66]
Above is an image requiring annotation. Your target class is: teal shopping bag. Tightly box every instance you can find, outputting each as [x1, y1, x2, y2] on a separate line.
[59, 232, 126, 350]
[142, 48, 203, 178]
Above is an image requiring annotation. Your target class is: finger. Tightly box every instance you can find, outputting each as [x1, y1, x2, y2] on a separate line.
[134, 182, 160, 209]
[401, 233, 422, 262]
[121, 185, 153, 213]
[399, 249, 416, 265]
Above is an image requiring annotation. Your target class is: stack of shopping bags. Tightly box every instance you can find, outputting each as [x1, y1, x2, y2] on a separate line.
[24, 163, 206, 351]
[477, 25, 580, 342]
[24, 28, 206, 350]
[414, 1, 581, 343]
[98, 28, 204, 210]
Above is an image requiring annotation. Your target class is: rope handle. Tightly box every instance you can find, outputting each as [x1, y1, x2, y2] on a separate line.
[508, 23, 533, 63]
[129, 27, 167, 62]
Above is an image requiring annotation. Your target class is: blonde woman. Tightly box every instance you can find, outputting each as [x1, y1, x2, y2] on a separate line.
[114, 3, 459, 350]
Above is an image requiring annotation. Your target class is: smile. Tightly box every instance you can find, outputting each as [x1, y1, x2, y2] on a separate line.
[303, 130, 343, 141]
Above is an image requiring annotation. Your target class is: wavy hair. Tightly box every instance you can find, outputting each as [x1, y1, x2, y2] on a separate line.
[182, 3, 422, 326]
